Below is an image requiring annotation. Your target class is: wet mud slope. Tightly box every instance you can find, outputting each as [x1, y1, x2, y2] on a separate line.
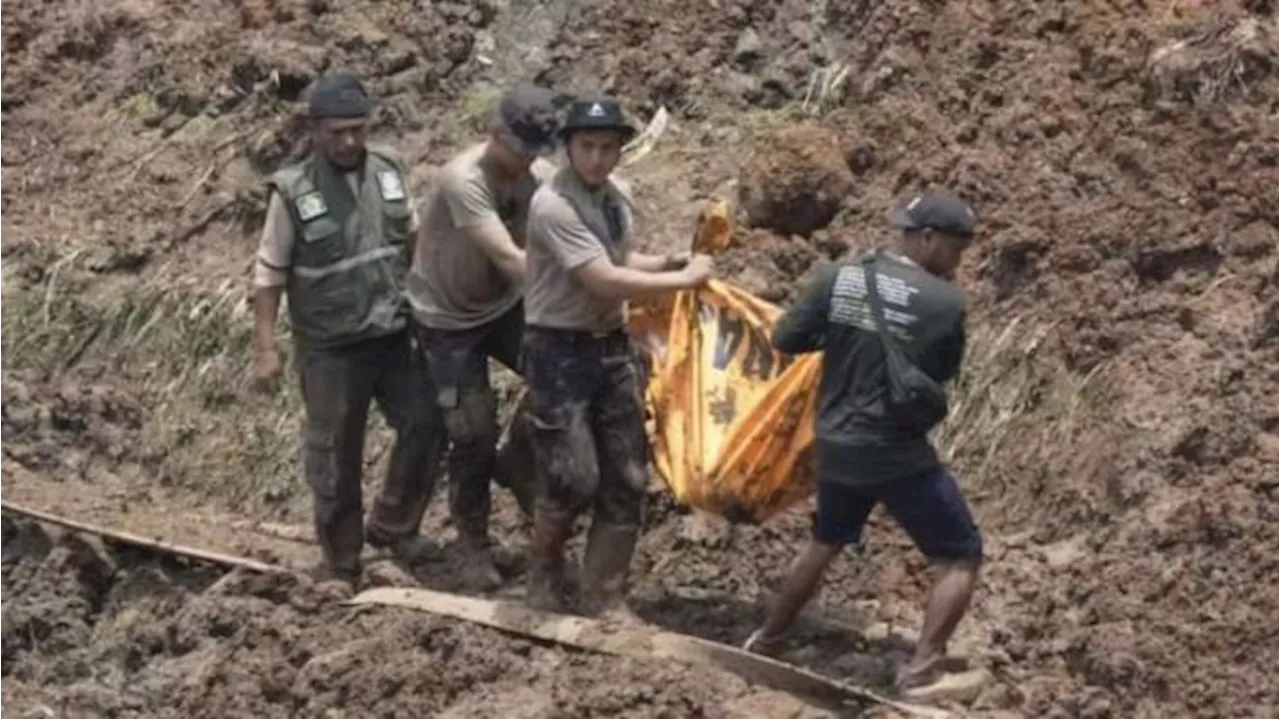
[548, 1, 1280, 716]
[2, 0, 1278, 717]
[1, 520, 837, 719]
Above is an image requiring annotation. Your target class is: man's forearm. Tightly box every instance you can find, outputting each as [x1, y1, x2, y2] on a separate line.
[596, 266, 694, 300]
[625, 251, 671, 273]
[771, 307, 825, 354]
[496, 249, 527, 285]
[253, 286, 284, 352]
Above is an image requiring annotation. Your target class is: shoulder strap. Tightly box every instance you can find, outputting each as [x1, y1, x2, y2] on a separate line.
[860, 253, 903, 356]
[365, 144, 405, 172]
[552, 169, 624, 252]
[267, 160, 319, 230]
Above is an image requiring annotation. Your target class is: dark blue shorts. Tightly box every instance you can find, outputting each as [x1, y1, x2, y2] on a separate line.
[812, 466, 983, 561]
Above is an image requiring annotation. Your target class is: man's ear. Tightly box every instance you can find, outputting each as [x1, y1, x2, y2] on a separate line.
[919, 227, 937, 250]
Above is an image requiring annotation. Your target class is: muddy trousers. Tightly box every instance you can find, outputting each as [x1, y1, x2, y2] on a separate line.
[298, 331, 447, 577]
[415, 305, 535, 544]
[523, 327, 649, 524]
[523, 327, 649, 612]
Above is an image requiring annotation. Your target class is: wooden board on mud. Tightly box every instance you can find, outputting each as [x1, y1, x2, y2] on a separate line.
[3, 498, 953, 718]
[349, 586, 953, 719]
[1, 499, 290, 575]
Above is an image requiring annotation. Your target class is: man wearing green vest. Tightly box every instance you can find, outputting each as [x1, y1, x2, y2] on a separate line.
[251, 72, 446, 593]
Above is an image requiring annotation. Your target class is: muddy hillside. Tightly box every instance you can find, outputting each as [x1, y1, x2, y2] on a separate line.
[2, 0, 1278, 717]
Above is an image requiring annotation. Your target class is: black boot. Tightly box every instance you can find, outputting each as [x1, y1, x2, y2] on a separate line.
[455, 516, 502, 592]
[578, 520, 640, 620]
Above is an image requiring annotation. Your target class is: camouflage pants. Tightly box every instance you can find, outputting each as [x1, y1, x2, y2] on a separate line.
[522, 327, 649, 526]
[297, 331, 447, 576]
[414, 304, 535, 536]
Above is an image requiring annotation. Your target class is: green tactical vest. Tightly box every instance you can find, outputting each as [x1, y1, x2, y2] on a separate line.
[269, 146, 413, 351]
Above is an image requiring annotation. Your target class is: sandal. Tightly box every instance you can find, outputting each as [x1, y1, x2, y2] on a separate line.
[742, 628, 791, 656]
[894, 653, 947, 691]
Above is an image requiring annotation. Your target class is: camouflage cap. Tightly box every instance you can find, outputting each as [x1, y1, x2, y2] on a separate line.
[492, 83, 560, 157]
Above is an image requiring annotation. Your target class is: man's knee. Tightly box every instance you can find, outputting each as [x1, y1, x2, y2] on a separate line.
[924, 530, 984, 569]
[303, 419, 359, 498]
[443, 388, 498, 448]
[530, 400, 598, 514]
[593, 388, 649, 527]
[597, 481, 646, 526]
[932, 552, 983, 573]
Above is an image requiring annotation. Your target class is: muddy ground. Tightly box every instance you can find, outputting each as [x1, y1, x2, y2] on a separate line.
[0, 520, 841, 719]
[2, 0, 1278, 717]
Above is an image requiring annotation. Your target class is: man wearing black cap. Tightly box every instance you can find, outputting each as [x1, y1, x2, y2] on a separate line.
[743, 191, 983, 692]
[252, 71, 446, 592]
[520, 94, 714, 616]
[404, 83, 562, 590]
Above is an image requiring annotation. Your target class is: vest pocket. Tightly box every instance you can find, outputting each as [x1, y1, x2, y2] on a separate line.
[299, 216, 346, 264]
[297, 272, 363, 338]
[382, 201, 412, 247]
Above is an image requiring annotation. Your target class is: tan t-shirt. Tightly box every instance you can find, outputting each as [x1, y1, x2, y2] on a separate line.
[525, 168, 635, 332]
[253, 167, 418, 288]
[405, 142, 557, 330]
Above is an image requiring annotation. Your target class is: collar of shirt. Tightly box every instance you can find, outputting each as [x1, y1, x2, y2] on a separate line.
[562, 168, 611, 209]
[889, 250, 921, 269]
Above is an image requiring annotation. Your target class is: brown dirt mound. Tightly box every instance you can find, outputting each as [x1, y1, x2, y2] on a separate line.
[738, 123, 855, 237]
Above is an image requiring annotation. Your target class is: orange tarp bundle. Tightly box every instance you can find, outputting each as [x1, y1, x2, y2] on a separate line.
[629, 201, 820, 523]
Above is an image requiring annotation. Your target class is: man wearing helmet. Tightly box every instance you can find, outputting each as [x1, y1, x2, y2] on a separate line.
[406, 83, 561, 590]
[520, 94, 715, 616]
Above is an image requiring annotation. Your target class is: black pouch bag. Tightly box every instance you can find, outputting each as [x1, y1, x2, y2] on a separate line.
[860, 253, 949, 435]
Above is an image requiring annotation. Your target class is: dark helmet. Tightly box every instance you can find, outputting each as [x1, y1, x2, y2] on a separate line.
[558, 95, 637, 144]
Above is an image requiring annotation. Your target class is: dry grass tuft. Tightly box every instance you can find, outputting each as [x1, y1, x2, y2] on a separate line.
[1144, 16, 1275, 105]
[1, 272, 385, 512]
[800, 62, 850, 116]
[936, 317, 1107, 500]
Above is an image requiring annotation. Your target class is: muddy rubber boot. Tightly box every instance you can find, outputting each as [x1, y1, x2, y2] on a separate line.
[369, 534, 437, 565]
[526, 510, 573, 612]
[455, 520, 502, 592]
[578, 521, 640, 621]
[303, 564, 359, 602]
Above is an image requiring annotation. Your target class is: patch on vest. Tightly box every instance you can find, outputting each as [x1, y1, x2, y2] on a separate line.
[295, 192, 328, 222]
[377, 171, 406, 201]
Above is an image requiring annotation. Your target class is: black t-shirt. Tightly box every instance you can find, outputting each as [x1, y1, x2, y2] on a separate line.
[771, 252, 966, 486]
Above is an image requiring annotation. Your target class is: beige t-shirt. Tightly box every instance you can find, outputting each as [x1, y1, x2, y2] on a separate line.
[525, 168, 635, 332]
[253, 172, 418, 288]
[405, 142, 557, 330]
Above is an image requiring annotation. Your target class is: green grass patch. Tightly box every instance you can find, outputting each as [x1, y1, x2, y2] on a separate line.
[1, 275, 329, 509]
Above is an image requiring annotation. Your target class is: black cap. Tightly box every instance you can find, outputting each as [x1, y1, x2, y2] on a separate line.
[307, 72, 371, 119]
[891, 191, 976, 239]
[492, 83, 560, 157]
[559, 95, 637, 143]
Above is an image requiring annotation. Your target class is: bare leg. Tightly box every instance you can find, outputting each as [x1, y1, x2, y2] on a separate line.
[748, 540, 842, 650]
[899, 557, 981, 687]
